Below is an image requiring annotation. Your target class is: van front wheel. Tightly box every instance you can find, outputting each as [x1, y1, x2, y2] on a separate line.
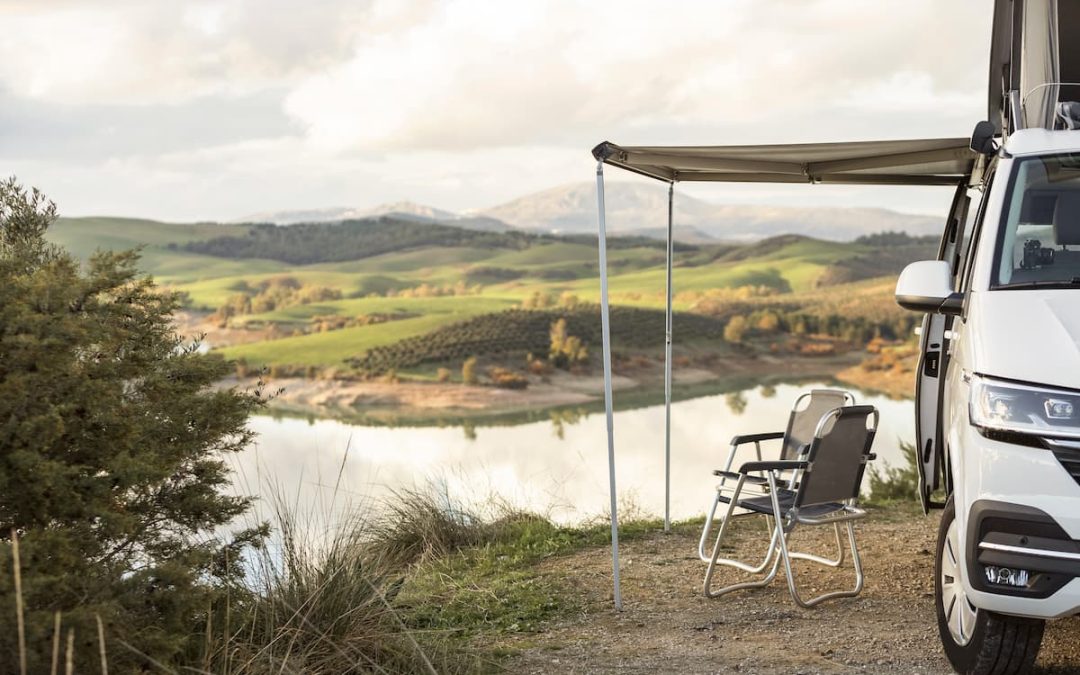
[935, 498, 1044, 674]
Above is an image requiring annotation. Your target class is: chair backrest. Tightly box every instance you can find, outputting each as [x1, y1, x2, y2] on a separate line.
[794, 405, 879, 508]
[780, 389, 854, 461]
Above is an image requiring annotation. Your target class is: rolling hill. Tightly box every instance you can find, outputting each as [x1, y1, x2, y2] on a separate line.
[44, 211, 935, 371]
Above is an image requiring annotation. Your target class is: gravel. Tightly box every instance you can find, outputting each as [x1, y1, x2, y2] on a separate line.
[499, 508, 1080, 674]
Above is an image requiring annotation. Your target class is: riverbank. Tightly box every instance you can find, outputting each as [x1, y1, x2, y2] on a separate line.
[225, 350, 867, 423]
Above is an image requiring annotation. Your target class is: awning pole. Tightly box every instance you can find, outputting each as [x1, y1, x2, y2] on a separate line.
[595, 159, 622, 610]
[664, 181, 674, 532]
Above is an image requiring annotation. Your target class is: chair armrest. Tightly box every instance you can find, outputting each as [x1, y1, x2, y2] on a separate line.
[738, 460, 808, 473]
[730, 431, 785, 446]
[713, 469, 768, 485]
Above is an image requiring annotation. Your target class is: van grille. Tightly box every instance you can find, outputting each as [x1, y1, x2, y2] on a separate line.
[1047, 440, 1080, 487]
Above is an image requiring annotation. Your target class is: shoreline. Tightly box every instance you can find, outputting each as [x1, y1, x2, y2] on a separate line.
[223, 350, 878, 425]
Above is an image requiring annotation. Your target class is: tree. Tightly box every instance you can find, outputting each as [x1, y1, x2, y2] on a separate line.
[723, 315, 748, 343]
[756, 311, 780, 332]
[0, 179, 267, 670]
[549, 318, 587, 368]
[462, 356, 478, 385]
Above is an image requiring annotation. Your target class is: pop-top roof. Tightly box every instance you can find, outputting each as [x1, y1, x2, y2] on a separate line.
[592, 138, 976, 186]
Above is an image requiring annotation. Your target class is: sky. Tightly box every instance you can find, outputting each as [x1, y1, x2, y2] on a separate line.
[0, 0, 992, 222]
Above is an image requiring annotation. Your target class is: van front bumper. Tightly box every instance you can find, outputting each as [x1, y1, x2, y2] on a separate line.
[957, 427, 1080, 619]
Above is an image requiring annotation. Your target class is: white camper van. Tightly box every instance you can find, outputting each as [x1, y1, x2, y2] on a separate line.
[896, 125, 1080, 673]
[891, 2, 1080, 671]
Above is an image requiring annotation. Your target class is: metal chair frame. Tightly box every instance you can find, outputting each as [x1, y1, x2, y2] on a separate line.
[697, 389, 854, 570]
[702, 405, 878, 608]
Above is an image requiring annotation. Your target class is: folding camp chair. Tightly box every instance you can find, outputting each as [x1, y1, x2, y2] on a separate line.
[697, 389, 855, 570]
[702, 404, 878, 607]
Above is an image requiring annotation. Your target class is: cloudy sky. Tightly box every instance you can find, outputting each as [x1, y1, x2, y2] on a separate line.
[1, 0, 991, 222]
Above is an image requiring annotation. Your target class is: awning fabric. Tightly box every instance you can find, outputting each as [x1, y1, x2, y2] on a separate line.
[591, 138, 976, 186]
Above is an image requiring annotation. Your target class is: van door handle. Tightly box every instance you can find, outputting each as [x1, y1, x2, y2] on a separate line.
[924, 351, 940, 377]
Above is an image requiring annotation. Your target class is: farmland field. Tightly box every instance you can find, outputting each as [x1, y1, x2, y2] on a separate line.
[47, 216, 932, 380]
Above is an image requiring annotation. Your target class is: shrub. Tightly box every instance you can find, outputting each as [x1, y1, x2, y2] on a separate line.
[526, 354, 553, 376]
[548, 318, 588, 368]
[559, 292, 581, 308]
[488, 367, 528, 390]
[798, 342, 837, 356]
[867, 442, 920, 503]
[521, 291, 555, 309]
[0, 178, 267, 670]
[756, 311, 780, 332]
[436, 367, 452, 383]
[381, 368, 400, 384]
[723, 315, 748, 343]
[462, 356, 478, 385]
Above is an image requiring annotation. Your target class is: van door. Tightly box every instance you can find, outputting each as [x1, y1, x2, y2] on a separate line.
[914, 184, 969, 514]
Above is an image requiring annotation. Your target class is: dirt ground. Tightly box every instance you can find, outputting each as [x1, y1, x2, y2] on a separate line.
[500, 509, 1080, 674]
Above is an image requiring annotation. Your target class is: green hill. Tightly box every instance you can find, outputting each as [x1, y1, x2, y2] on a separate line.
[44, 215, 934, 371]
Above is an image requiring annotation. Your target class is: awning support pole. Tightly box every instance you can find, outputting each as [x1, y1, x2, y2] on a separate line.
[595, 160, 622, 611]
[664, 181, 674, 533]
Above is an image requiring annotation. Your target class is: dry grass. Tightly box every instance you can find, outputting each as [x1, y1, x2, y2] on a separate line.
[7, 492, 484, 674]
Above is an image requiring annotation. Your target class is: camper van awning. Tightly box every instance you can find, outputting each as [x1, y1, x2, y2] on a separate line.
[591, 138, 976, 186]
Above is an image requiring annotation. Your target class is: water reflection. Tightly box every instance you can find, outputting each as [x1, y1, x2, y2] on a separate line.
[231, 382, 914, 527]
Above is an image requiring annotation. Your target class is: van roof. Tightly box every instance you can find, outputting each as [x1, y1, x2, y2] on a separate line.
[1005, 129, 1080, 156]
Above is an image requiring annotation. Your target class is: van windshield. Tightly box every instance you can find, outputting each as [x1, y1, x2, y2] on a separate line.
[994, 154, 1080, 289]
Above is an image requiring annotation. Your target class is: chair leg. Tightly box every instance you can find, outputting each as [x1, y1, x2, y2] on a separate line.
[698, 489, 777, 567]
[776, 519, 864, 609]
[704, 479, 782, 598]
[697, 490, 722, 562]
[788, 522, 845, 568]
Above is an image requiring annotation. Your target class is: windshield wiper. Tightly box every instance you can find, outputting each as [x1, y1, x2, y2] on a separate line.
[995, 278, 1080, 290]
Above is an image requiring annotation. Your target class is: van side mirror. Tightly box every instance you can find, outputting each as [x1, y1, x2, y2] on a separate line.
[895, 260, 964, 315]
[970, 120, 997, 156]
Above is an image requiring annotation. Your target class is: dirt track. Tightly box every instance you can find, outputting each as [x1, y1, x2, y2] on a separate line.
[502, 508, 1080, 674]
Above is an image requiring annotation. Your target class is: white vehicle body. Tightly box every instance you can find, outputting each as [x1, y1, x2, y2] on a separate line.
[921, 129, 1080, 620]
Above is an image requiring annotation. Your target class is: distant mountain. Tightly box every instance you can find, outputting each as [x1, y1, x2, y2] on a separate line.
[236, 201, 513, 233]
[479, 182, 942, 242]
[232, 182, 942, 243]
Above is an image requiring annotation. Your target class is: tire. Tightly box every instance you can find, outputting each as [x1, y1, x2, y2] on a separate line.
[935, 497, 1045, 674]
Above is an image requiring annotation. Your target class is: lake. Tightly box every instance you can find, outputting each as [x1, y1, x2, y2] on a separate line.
[230, 382, 914, 527]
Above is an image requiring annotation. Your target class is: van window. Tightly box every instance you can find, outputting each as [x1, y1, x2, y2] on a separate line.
[993, 154, 1080, 288]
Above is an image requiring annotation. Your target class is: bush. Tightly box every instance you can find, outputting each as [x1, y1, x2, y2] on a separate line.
[487, 367, 528, 390]
[756, 311, 780, 332]
[436, 367, 452, 383]
[723, 315, 748, 343]
[462, 356, 478, 385]
[0, 178, 267, 670]
[548, 318, 588, 368]
[867, 442, 920, 503]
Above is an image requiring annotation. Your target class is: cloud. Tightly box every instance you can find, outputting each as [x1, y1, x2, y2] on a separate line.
[0, 0, 993, 220]
[283, 0, 990, 153]
[0, 0, 371, 104]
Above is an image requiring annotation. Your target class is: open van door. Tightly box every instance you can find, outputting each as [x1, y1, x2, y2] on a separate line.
[914, 184, 969, 514]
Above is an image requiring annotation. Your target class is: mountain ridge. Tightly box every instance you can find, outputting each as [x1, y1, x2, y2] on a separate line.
[219, 182, 944, 243]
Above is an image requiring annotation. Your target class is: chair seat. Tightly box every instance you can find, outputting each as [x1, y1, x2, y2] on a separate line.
[717, 487, 793, 506]
[736, 493, 845, 519]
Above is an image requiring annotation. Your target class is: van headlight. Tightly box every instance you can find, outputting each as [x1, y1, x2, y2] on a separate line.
[970, 375, 1080, 438]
